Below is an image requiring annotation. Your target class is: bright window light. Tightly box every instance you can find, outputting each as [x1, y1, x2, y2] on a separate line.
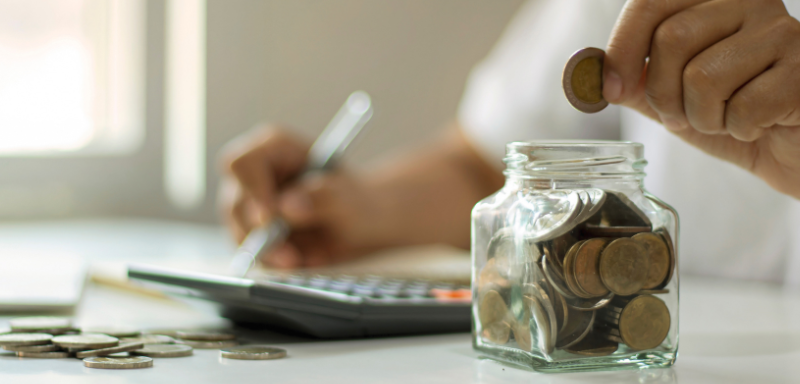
[0, 0, 145, 155]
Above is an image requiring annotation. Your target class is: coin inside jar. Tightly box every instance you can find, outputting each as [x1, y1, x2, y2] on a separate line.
[599, 238, 649, 296]
[618, 295, 670, 350]
[478, 290, 508, 328]
[632, 232, 671, 289]
[573, 238, 611, 297]
[562, 47, 608, 113]
[481, 321, 511, 345]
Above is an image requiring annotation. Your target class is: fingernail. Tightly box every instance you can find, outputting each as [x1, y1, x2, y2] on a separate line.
[603, 71, 622, 102]
[280, 190, 312, 218]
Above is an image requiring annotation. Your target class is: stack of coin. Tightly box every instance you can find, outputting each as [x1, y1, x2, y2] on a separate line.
[1, 317, 287, 367]
[477, 189, 675, 355]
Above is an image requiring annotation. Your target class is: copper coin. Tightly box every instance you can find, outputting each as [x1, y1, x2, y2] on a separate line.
[564, 333, 618, 356]
[599, 238, 649, 296]
[563, 240, 592, 298]
[618, 295, 670, 350]
[563, 47, 608, 113]
[656, 229, 676, 288]
[478, 290, 508, 328]
[632, 232, 671, 289]
[574, 238, 611, 297]
[481, 321, 511, 345]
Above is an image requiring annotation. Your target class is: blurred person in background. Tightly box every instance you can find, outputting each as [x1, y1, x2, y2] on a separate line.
[218, 0, 800, 285]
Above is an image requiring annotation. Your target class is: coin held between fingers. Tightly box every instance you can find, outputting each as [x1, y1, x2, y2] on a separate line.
[563, 48, 609, 113]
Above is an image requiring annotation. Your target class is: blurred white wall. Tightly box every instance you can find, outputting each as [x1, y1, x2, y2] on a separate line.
[0, 0, 523, 223]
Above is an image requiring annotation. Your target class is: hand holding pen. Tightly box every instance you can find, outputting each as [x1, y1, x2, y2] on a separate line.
[219, 92, 376, 275]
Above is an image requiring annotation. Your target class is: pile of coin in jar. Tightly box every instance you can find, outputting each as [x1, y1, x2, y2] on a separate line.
[477, 189, 674, 357]
[0, 316, 287, 368]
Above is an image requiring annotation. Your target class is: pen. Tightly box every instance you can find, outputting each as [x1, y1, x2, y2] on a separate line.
[228, 91, 374, 277]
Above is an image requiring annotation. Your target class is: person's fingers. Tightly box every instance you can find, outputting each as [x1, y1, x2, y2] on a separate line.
[726, 60, 800, 142]
[218, 177, 250, 244]
[682, 23, 787, 137]
[645, 0, 744, 132]
[219, 126, 308, 223]
[278, 173, 342, 229]
[261, 243, 303, 269]
[604, 0, 708, 103]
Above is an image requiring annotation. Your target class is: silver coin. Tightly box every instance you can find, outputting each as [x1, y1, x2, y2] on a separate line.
[3, 343, 59, 352]
[9, 317, 71, 332]
[178, 339, 238, 349]
[83, 356, 154, 369]
[131, 344, 193, 358]
[0, 333, 53, 346]
[511, 190, 582, 242]
[17, 352, 72, 359]
[82, 326, 141, 338]
[141, 329, 180, 338]
[11, 328, 78, 336]
[175, 330, 236, 341]
[220, 346, 287, 360]
[17, 351, 71, 359]
[120, 334, 175, 345]
[52, 334, 118, 349]
[76, 342, 144, 358]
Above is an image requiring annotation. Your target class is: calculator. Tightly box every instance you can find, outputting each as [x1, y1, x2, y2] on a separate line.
[127, 264, 472, 338]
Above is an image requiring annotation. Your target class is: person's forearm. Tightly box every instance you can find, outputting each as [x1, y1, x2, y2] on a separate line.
[363, 122, 504, 249]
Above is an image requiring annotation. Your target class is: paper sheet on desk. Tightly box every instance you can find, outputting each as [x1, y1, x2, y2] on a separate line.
[247, 245, 472, 284]
[0, 253, 87, 312]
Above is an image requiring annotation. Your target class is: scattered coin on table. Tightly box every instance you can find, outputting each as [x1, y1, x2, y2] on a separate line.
[1, 317, 287, 368]
[52, 334, 119, 350]
[131, 344, 193, 358]
[0, 333, 53, 347]
[220, 346, 287, 360]
[17, 351, 71, 359]
[82, 326, 141, 338]
[178, 339, 239, 349]
[120, 334, 175, 345]
[83, 356, 154, 369]
[176, 330, 236, 341]
[76, 342, 144, 358]
[3, 343, 59, 352]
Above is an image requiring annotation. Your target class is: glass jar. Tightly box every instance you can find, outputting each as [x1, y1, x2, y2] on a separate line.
[471, 141, 678, 372]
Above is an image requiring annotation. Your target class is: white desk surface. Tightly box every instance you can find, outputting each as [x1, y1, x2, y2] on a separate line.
[1, 219, 800, 384]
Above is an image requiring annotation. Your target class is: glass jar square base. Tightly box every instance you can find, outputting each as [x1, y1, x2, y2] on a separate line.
[474, 341, 676, 373]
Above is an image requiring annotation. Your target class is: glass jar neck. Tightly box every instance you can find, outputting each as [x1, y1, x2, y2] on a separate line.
[502, 141, 646, 190]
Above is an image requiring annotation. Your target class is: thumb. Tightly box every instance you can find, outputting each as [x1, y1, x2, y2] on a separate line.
[608, 64, 664, 126]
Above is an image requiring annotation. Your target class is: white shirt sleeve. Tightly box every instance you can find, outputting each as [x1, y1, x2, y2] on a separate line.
[457, 0, 625, 167]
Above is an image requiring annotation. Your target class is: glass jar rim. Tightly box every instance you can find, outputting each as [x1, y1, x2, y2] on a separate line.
[503, 140, 646, 180]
